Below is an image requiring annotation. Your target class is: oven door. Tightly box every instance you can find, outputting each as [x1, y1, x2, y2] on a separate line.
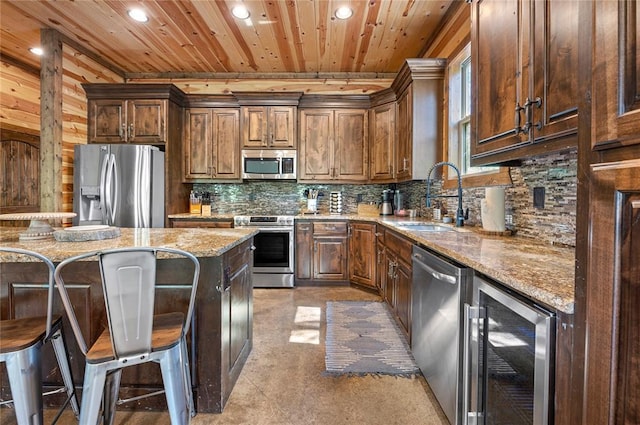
[252, 227, 294, 274]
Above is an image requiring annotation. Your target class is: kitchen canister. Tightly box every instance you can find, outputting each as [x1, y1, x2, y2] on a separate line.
[329, 191, 343, 215]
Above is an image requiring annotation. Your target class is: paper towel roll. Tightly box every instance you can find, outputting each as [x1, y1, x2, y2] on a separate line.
[481, 187, 506, 232]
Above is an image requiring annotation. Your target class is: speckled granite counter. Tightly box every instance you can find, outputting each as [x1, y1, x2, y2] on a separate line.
[163, 212, 576, 314]
[298, 214, 576, 314]
[0, 227, 257, 262]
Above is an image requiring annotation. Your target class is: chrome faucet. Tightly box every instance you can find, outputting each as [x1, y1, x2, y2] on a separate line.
[426, 161, 466, 227]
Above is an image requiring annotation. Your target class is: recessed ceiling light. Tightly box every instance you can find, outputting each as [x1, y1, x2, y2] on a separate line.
[128, 8, 149, 23]
[232, 5, 250, 20]
[335, 6, 353, 20]
[29, 47, 44, 56]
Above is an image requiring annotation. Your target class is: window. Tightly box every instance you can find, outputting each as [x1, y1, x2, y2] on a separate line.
[445, 44, 510, 188]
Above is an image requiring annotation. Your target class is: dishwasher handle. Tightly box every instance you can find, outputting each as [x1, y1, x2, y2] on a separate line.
[412, 252, 457, 285]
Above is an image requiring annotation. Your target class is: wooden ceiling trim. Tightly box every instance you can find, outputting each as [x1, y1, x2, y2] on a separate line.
[124, 72, 396, 80]
[0, 53, 39, 77]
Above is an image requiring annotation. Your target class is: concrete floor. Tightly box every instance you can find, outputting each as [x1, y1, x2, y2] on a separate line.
[4, 286, 449, 425]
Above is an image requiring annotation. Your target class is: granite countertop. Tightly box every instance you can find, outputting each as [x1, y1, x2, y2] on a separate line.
[0, 227, 257, 263]
[161, 212, 576, 313]
[168, 213, 236, 220]
[298, 213, 576, 314]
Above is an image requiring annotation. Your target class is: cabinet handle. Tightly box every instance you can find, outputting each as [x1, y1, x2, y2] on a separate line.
[514, 102, 524, 135]
[314, 241, 317, 252]
[128, 123, 134, 139]
[120, 123, 125, 138]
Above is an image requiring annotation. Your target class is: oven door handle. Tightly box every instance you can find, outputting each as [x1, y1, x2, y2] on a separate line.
[245, 226, 294, 232]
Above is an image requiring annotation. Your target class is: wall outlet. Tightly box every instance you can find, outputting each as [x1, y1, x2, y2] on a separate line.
[533, 187, 545, 209]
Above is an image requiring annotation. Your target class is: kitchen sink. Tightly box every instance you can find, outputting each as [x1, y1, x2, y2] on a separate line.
[392, 222, 455, 232]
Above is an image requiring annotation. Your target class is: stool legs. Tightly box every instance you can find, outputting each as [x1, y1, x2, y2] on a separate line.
[180, 339, 195, 417]
[78, 363, 107, 425]
[160, 343, 190, 425]
[49, 325, 80, 418]
[4, 343, 43, 425]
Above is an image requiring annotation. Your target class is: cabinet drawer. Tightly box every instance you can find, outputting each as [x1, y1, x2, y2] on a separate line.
[385, 230, 412, 258]
[313, 221, 347, 235]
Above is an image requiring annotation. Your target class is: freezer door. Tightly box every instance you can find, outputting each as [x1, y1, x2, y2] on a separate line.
[73, 144, 110, 226]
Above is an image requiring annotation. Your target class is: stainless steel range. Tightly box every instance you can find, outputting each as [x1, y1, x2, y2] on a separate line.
[233, 215, 295, 288]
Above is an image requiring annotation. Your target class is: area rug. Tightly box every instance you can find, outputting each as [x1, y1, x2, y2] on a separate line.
[324, 301, 420, 377]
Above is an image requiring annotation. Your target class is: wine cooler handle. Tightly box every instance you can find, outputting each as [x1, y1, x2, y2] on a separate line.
[463, 303, 482, 425]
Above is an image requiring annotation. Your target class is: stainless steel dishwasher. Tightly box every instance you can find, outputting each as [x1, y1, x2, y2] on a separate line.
[412, 245, 473, 425]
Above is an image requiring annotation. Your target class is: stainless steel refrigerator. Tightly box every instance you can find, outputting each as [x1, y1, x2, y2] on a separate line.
[73, 144, 164, 227]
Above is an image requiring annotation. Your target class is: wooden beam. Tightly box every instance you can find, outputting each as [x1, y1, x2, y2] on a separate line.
[0, 53, 40, 77]
[40, 28, 63, 213]
[124, 72, 397, 80]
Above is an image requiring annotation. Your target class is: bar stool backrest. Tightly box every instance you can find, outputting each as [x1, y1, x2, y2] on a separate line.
[99, 249, 157, 358]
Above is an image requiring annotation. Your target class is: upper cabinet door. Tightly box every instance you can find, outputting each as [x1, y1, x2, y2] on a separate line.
[127, 99, 167, 144]
[299, 109, 333, 180]
[531, 0, 579, 144]
[88, 99, 127, 143]
[241, 106, 268, 148]
[212, 109, 240, 179]
[269, 106, 296, 148]
[334, 109, 368, 181]
[369, 103, 396, 182]
[592, 0, 640, 152]
[241, 105, 296, 149]
[471, 0, 529, 160]
[471, 0, 579, 165]
[184, 108, 213, 180]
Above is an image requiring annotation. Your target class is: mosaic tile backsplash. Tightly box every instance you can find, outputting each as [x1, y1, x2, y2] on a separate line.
[195, 149, 577, 247]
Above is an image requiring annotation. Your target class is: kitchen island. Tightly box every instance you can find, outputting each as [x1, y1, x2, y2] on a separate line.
[0, 227, 257, 413]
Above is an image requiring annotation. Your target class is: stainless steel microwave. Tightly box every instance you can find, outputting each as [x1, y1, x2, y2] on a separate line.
[241, 149, 296, 180]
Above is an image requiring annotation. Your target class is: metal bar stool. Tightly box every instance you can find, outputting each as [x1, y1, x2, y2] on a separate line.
[54, 247, 200, 425]
[0, 247, 80, 424]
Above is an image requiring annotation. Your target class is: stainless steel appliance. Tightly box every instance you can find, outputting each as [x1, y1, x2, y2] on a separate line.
[412, 245, 473, 425]
[233, 215, 294, 287]
[73, 144, 164, 228]
[241, 149, 296, 180]
[463, 276, 555, 425]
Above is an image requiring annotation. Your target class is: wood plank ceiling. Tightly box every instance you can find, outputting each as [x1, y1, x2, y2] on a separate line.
[0, 0, 456, 78]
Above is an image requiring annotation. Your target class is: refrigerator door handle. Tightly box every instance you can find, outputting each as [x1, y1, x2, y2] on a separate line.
[104, 153, 117, 225]
[137, 149, 151, 227]
[109, 153, 118, 224]
[99, 153, 109, 225]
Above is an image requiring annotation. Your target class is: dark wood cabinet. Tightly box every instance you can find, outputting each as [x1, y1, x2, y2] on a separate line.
[88, 99, 165, 144]
[348, 222, 377, 289]
[388, 59, 445, 181]
[383, 229, 413, 337]
[584, 161, 640, 425]
[295, 220, 348, 284]
[471, 0, 580, 165]
[87, 99, 167, 144]
[591, 0, 640, 154]
[298, 109, 368, 182]
[241, 106, 296, 149]
[369, 102, 396, 182]
[183, 108, 240, 181]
